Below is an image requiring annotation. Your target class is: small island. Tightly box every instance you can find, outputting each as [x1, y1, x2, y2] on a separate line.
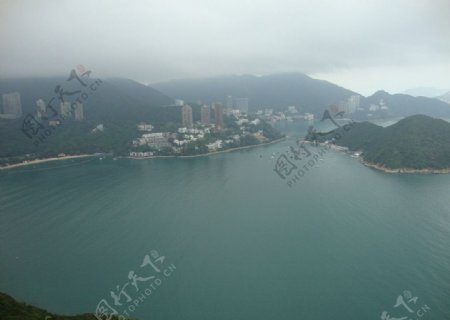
[305, 114, 450, 173]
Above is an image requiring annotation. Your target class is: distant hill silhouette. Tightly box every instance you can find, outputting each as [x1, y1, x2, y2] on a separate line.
[361, 90, 450, 119]
[152, 73, 358, 114]
[0, 77, 173, 121]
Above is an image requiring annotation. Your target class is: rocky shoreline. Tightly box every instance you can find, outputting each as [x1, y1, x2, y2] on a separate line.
[361, 159, 450, 174]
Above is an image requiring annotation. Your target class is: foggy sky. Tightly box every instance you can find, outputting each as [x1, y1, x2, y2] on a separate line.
[0, 0, 449, 96]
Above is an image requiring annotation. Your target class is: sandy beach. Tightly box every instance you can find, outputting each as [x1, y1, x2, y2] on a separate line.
[0, 137, 286, 170]
[0, 154, 95, 171]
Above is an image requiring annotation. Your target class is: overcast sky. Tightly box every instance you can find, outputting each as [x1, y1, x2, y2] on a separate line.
[0, 0, 449, 96]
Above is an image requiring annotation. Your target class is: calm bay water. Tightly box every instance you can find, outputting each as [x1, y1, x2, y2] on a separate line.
[1, 121, 449, 320]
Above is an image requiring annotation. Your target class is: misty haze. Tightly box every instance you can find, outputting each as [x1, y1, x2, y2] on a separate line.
[0, 1, 449, 320]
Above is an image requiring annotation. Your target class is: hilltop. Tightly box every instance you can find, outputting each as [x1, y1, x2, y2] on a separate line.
[306, 115, 450, 173]
[0, 291, 123, 320]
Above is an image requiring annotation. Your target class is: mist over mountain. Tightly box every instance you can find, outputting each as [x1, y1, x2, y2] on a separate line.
[0, 77, 173, 122]
[361, 90, 450, 119]
[152, 73, 358, 113]
[437, 91, 450, 105]
[401, 87, 448, 97]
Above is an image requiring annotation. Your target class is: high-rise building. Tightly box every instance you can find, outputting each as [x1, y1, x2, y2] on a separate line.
[235, 98, 249, 114]
[347, 95, 361, 114]
[73, 102, 84, 121]
[214, 103, 224, 130]
[2, 92, 22, 119]
[60, 102, 72, 118]
[201, 105, 210, 125]
[226, 95, 233, 113]
[181, 104, 193, 128]
[36, 99, 46, 119]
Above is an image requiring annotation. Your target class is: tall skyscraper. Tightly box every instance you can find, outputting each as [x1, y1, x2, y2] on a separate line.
[36, 99, 46, 119]
[235, 98, 249, 114]
[60, 102, 72, 118]
[347, 95, 361, 114]
[73, 102, 84, 121]
[2, 92, 22, 118]
[214, 103, 224, 130]
[181, 104, 193, 128]
[201, 105, 210, 125]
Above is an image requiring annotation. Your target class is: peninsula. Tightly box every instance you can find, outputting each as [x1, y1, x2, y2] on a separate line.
[305, 114, 450, 173]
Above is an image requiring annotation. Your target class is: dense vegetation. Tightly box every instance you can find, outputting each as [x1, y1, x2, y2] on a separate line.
[0, 292, 123, 320]
[306, 115, 450, 170]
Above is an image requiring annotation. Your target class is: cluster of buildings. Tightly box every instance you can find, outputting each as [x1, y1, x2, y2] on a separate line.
[0, 92, 85, 122]
[58, 101, 84, 121]
[130, 101, 272, 157]
[333, 95, 362, 114]
[255, 106, 314, 122]
[181, 103, 225, 129]
[367, 98, 389, 116]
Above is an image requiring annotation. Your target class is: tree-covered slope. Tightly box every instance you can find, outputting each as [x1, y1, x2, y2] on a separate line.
[308, 115, 450, 170]
[0, 292, 123, 320]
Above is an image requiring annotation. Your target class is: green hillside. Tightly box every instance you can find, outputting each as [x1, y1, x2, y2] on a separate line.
[307, 115, 450, 170]
[0, 292, 123, 320]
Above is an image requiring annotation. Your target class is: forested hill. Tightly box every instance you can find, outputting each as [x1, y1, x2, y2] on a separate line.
[0, 291, 123, 320]
[0, 77, 174, 122]
[307, 115, 450, 170]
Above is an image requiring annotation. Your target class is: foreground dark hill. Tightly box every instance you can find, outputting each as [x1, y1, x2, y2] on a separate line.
[0, 292, 123, 320]
[308, 115, 450, 171]
[152, 73, 357, 113]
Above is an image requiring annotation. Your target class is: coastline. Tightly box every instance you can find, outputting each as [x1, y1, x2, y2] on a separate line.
[0, 137, 286, 170]
[361, 159, 450, 174]
[0, 154, 95, 171]
[311, 141, 450, 174]
[126, 137, 287, 160]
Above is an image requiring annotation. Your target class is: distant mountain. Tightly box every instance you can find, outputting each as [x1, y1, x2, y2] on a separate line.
[0, 77, 178, 161]
[0, 77, 173, 122]
[437, 91, 450, 104]
[401, 87, 448, 97]
[360, 90, 450, 119]
[0, 291, 122, 320]
[152, 73, 358, 114]
[308, 115, 450, 171]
